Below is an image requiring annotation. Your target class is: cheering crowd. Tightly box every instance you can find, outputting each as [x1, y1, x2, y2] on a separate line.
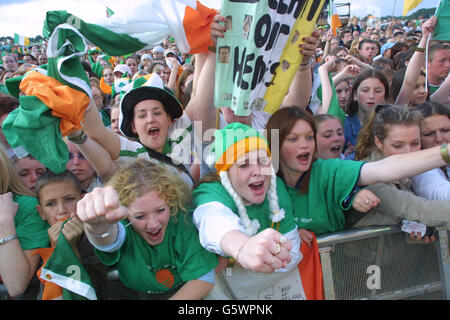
[0, 9, 449, 300]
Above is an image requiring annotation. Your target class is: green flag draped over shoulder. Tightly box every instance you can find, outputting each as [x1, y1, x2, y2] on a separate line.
[433, 0, 450, 41]
[316, 72, 346, 125]
[40, 228, 97, 300]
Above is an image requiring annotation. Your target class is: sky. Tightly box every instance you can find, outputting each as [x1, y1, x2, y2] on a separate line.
[0, 0, 441, 38]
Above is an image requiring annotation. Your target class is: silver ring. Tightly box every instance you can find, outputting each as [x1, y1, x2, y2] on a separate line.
[364, 200, 370, 204]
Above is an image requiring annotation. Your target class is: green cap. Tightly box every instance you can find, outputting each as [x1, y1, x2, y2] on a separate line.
[213, 122, 270, 173]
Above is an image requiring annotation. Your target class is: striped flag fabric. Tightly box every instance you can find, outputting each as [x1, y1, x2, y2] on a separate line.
[298, 233, 324, 300]
[327, 0, 342, 36]
[36, 230, 97, 300]
[403, 0, 424, 16]
[43, 0, 217, 56]
[14, 33, 30, 46]
[3, 22, 91, 173]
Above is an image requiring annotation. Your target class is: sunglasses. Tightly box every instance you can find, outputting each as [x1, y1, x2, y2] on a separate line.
[375, 104, 390, 113]
[68, 153, 86, 161]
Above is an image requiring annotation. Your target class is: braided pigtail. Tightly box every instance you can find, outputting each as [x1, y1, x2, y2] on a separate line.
[219, 171, 260, 236]
[267, 165, 285, 223]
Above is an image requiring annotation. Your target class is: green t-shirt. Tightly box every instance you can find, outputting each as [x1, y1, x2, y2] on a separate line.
[13, 194, 50, 250]
[285, 158, 364, 235]
[192, 176, 297, 234]
[95, 212, 218, 294]
[428, 84, 440, 95]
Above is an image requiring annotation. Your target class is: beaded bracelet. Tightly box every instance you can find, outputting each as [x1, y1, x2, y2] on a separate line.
[0, 234, 17, 246]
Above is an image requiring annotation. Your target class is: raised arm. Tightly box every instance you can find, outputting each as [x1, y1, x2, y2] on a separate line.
[166, 57, 181, 92]
[396, 17, 436, 105]
[282, 34, 319, 109]
[80, 100, 121, 160]
[193, 202, 294, 273]
[321, 30, 333, 61]
[76, 186, 127, 248]
[344, 54, 373, 71]
[357, 144, 450, 187]
[70, 134, 120, 183]
[332, 64, 361, 85]
[316, 56, 336, 114]
[185, 14, 226, 138]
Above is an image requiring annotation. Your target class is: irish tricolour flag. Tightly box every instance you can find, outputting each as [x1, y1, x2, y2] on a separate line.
[14, 33, 30, 46]
[327, 0, 342, 36]
[43, 0, 217, 56]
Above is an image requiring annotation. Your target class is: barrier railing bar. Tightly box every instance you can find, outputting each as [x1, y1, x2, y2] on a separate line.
[363, 282, 442, 300]
[317, 225, 401, 247]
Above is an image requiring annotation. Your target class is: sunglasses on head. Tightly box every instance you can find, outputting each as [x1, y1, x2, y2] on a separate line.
[375, 104, 390, 113]
[68, 152, 86, 161]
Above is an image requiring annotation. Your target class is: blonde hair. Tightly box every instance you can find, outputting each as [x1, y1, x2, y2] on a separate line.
[0, 145, 34, 196]
[107, 159, 190, 217]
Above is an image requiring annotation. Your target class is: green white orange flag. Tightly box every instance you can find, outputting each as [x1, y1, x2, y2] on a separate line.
[35, 228, 97, 300]
[3, 22, 91, 173]
[14, 33, 30, 46]
[43, 0, 217, 56]
[327, 0, 342, 36]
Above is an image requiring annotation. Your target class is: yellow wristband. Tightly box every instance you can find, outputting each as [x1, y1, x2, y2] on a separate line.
[440, 144, 450, 164]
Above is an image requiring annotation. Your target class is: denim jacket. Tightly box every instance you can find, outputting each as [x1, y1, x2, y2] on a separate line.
[343, 113, 361, 160]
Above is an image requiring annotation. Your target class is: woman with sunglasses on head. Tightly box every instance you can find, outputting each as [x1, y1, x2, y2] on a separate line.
[350, 104, 450, 240]
[265, 106, 450, 245]
[65, 140, 102, 194]
[410, 102, 450, 200]
[393, 17, 436, 108]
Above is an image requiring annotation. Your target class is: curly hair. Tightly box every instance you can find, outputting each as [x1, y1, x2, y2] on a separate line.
[107, 159, 191, 218]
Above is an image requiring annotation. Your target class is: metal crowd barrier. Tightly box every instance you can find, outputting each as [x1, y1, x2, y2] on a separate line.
[2, 226, 448, 300]
[317, 225, 449, 300]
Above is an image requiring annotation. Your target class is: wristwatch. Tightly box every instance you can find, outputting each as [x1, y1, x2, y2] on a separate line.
[67, 131, 88, 144]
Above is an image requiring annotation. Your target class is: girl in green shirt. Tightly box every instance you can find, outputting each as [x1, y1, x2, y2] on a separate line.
[76, 159, 218, 299]
[265, 106, 450, 243]
[0, 145, 49, 298]
[192, 122, 304, 300]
